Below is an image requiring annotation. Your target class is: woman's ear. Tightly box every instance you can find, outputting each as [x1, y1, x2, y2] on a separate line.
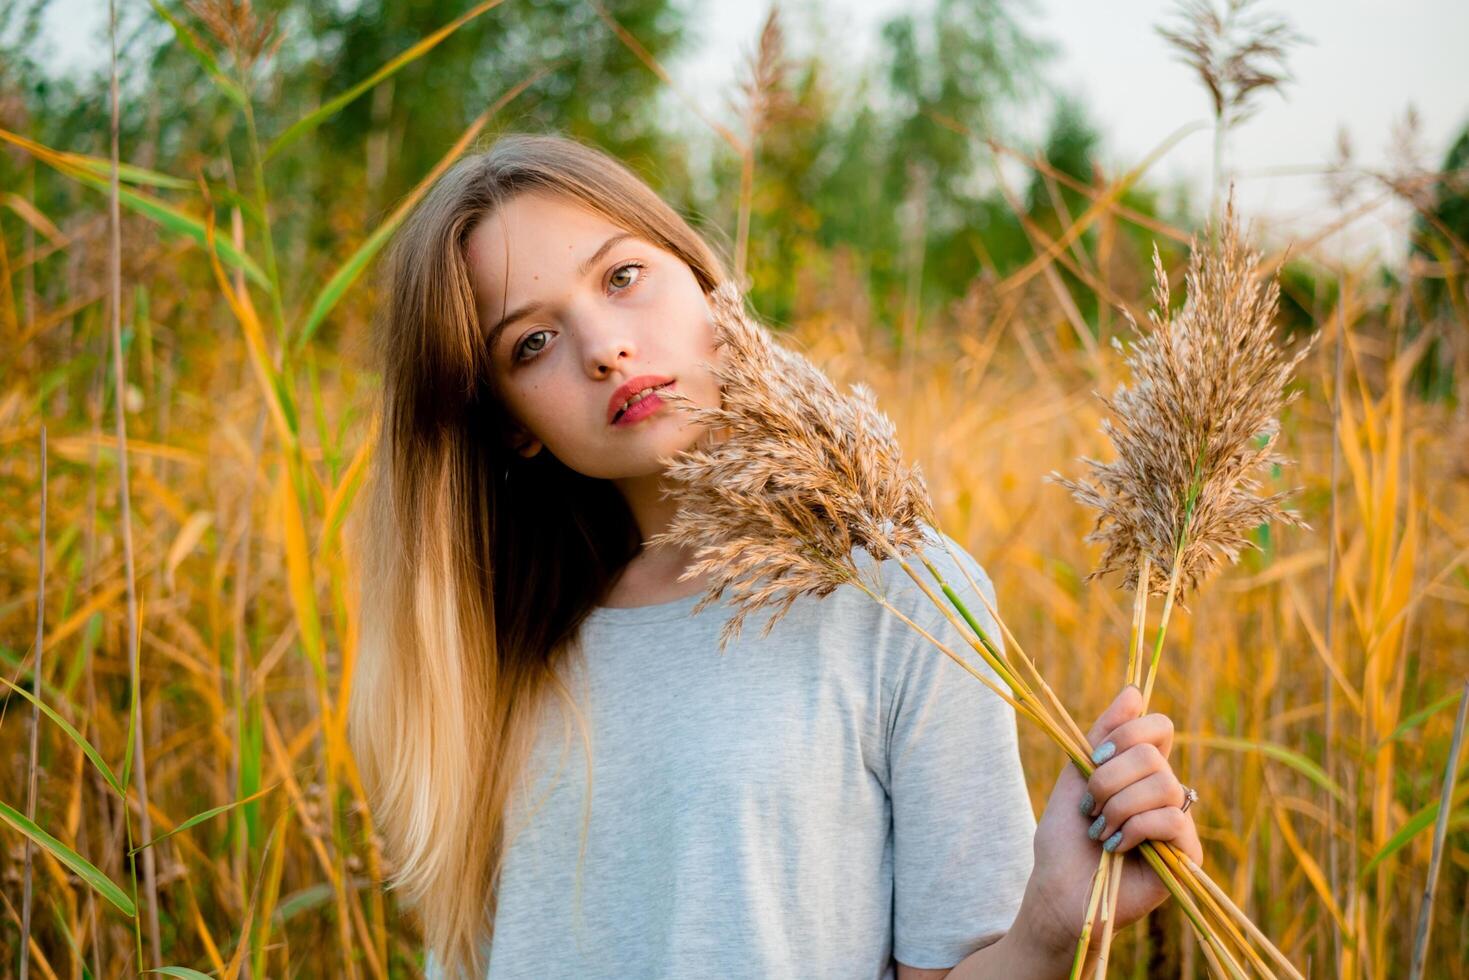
[492, 404, 542, 459]
[503, 423, 542, 459]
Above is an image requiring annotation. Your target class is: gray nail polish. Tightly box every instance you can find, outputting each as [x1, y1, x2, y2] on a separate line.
[1088, 814, 1107, 841]
[1079, 792, 1094, 816]
[1091, 740, 1116, 765]
[1103, 830, 1123, 853]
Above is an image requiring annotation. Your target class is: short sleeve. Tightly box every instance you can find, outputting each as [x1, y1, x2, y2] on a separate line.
[881, 530, 1038, 969]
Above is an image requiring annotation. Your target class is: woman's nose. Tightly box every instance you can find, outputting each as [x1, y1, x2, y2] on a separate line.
[581, 322, 637, 375]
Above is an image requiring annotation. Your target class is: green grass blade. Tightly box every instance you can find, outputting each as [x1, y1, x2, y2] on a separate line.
[1368, 689, 1465, 761]
[0, 128, 271, 289]
[146, 968, 215, 979]
[0, 126, 194, 191]
[18, 152, 251, 221]
[0, 799, 136, 916]
[59, 157, 194, 191]
[104, 178, 271, 290]
[52, 898, 97, 980]
[270, 881, 335, 927]
[0, 644, 76, 713]
[240, 693, 263, 847]
[265, 874, 371, 927]
[1174, 732, 1347, 804]
[121, 624, 140, 791]
[0, 674, 124, 797]
[294, 212, 397, 352]
[1360, 797, 1468, 881]
[130, 783, 277, 855]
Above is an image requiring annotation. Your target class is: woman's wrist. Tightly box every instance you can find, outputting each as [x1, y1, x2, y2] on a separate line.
[944, 886, 1093, 980]
[945, 905, 1092, 980]
[1004, 885, 1095, 979]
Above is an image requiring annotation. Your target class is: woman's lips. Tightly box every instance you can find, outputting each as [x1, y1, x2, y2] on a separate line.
[611, 381, 674, 426]
[607, 374, 676, 423]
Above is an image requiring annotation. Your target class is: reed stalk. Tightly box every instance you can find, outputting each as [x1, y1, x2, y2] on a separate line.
[19, 427, 46, 980]
[1321, 269, 1348, 977]
[1407, 680, 1469, 979]
[107, 0, 159, 965]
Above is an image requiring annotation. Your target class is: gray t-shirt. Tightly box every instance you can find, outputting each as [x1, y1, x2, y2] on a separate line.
[439, 525, 1037, 979]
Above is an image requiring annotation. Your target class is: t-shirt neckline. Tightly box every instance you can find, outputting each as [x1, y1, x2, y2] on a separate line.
[586, 588, 716, 626]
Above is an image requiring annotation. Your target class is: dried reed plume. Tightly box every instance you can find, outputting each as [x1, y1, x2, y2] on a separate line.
[1052, 198, 1312, 601]
[729, 4, 798, 287]
[1157, 0, 1302, 128]
[730, 5, 794, 136]
[647, 280, 939, 651]
[182, 0, 282, 72]
[1158, 0, 1303, 213]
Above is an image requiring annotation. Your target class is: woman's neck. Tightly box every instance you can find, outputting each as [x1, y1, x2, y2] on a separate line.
[606, 427, 730, 607]
[601, 544, 713, 607]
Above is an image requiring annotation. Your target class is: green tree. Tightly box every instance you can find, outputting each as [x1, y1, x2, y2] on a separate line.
[1408, 117, 1469, 400]
[699, 0, 1054, 333]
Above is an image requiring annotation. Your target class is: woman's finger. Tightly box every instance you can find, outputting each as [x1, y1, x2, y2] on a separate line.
[1082, 770, 1184, 843]
[1084, 684, 1144, 749]
[1088, 711, 1175, 767]
[1081, 742, 1168, 817]
[1095, 805, 1202, 865]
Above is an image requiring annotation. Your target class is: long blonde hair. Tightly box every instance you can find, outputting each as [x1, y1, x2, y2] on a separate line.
[347, 132, 729, 979]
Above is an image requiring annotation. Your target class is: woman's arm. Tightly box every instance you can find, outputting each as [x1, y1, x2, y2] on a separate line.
[898, 883, 1096, 980]
[899, 683, 1201, 980]
[939, 882, 1098, 980]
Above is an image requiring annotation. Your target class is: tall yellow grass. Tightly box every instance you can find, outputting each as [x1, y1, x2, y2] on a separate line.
[1, 5, 1466, 977]
[4, 181, 1466, 976]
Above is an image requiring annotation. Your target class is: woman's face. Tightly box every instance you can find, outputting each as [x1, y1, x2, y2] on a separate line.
[465, 190, 723, 480]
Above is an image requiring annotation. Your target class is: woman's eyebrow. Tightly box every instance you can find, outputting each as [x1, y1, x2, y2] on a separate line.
[486, 232, 638, 348]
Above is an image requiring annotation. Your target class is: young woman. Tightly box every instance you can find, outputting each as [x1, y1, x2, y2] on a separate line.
[348, 132, 1204, 980]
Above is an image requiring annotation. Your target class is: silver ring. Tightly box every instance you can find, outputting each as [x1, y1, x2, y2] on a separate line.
[1180, 784, 1198, 813]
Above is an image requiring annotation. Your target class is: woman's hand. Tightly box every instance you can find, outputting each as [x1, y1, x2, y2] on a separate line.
[1011, 683, 1203, 966]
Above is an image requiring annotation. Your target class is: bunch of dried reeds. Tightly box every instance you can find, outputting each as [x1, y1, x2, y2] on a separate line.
[649, 206, 1309, 979]
[1050, 195, 1313, 976]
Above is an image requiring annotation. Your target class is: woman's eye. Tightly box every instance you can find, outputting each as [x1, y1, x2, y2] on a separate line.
[609, 261, 646, 290]
[514, 330, 550, 362]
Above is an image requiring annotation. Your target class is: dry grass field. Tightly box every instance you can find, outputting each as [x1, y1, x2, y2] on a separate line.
[1, 1, 1466, 977]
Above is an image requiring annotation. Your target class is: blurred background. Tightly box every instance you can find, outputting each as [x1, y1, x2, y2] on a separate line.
[1, 0, 1466, 976]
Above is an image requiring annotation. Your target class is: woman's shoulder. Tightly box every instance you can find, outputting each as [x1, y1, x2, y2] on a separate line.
[844, 522, 1010, 695]
[853, 522, 997, 621]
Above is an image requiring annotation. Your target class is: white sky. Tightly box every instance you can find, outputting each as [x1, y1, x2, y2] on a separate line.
[34, 0, 1469, 262]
